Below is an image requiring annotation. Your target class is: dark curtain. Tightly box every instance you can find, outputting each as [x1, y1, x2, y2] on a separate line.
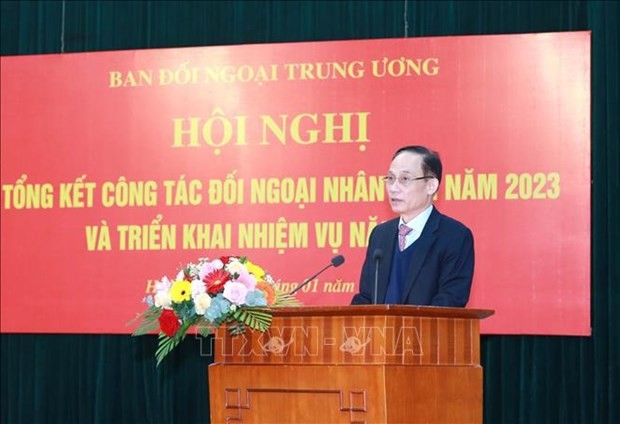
[1, 1, 617, 423]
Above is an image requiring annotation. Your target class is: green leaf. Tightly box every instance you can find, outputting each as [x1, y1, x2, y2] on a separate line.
[196, 317, 214, 337]
[155, 333, 182, 366]
[196, 325, 212, 338]
[132, 318, 161, 336]
[128, 306, 162, 336]
[232, 308, 272, 332]
[229, 322, 246, 335]
[153, 316, 199, 365]
[273, 291, 302, 307]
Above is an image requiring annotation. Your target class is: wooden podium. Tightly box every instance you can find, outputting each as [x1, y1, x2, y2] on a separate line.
[208, 305, 493, 424]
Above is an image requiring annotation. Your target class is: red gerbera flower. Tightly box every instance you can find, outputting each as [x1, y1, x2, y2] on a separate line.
[204, 268, 231, 295]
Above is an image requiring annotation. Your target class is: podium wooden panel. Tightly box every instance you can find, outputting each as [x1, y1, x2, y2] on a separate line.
[208, 305, 493, 424]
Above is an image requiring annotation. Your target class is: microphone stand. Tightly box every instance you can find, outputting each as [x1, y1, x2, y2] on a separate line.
[372, 249, 382, 304]
[373, 259, 380, 304]
[289, 263, 333, 295]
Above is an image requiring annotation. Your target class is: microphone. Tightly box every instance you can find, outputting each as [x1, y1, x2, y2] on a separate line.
[372, 249, 383, 304]
[289, 255, 345, 295]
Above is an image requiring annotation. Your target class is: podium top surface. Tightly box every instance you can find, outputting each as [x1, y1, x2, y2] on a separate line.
[268, 305, 494, 320]
[214, 305, 492, 366]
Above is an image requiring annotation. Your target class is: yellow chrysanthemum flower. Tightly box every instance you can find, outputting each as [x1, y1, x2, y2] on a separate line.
[245, 261, 265, 279]
[170, 280, 191, 303]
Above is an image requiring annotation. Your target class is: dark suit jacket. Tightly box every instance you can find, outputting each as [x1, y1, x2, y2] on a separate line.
[351, 207, 474, 307]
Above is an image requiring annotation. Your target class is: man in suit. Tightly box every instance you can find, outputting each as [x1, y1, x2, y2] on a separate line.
[351, 146, 474, 307]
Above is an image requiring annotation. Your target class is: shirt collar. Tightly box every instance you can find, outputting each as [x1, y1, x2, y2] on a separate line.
[400, 204, 434, 234]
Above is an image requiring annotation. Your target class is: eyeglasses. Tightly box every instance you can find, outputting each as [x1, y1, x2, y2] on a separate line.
[383, 174, 434, 186]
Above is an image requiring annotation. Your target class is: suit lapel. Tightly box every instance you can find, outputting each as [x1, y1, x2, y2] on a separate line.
[377, 219, 398, 303]
[399, 208, 440, 303]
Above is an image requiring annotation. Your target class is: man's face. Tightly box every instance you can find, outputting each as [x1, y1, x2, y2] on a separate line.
[386, 151, 438, 222]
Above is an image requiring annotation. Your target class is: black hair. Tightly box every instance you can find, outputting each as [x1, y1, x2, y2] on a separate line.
[392, 145, 443, 183]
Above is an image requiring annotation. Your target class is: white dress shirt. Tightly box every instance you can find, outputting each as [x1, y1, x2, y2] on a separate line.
[399, 205, 434, 250]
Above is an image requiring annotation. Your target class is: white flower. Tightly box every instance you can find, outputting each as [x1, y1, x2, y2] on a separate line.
[225, 259, 247, 276]
[194, 292, 212, 315]
[154, 290, 172, 308]
[235, 269, 257, 291]
[155, 276, 172, 292]
[190, 279, 206, 298]
[223, 281, 248, 305]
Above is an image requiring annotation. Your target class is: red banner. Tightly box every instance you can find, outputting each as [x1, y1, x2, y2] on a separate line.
[1, 32, 590, 335]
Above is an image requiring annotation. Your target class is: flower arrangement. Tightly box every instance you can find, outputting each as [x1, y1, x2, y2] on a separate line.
[130, 255, 298, 365]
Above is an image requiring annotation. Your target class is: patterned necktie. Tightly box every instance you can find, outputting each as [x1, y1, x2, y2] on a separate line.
[398, 224, 413, 251]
